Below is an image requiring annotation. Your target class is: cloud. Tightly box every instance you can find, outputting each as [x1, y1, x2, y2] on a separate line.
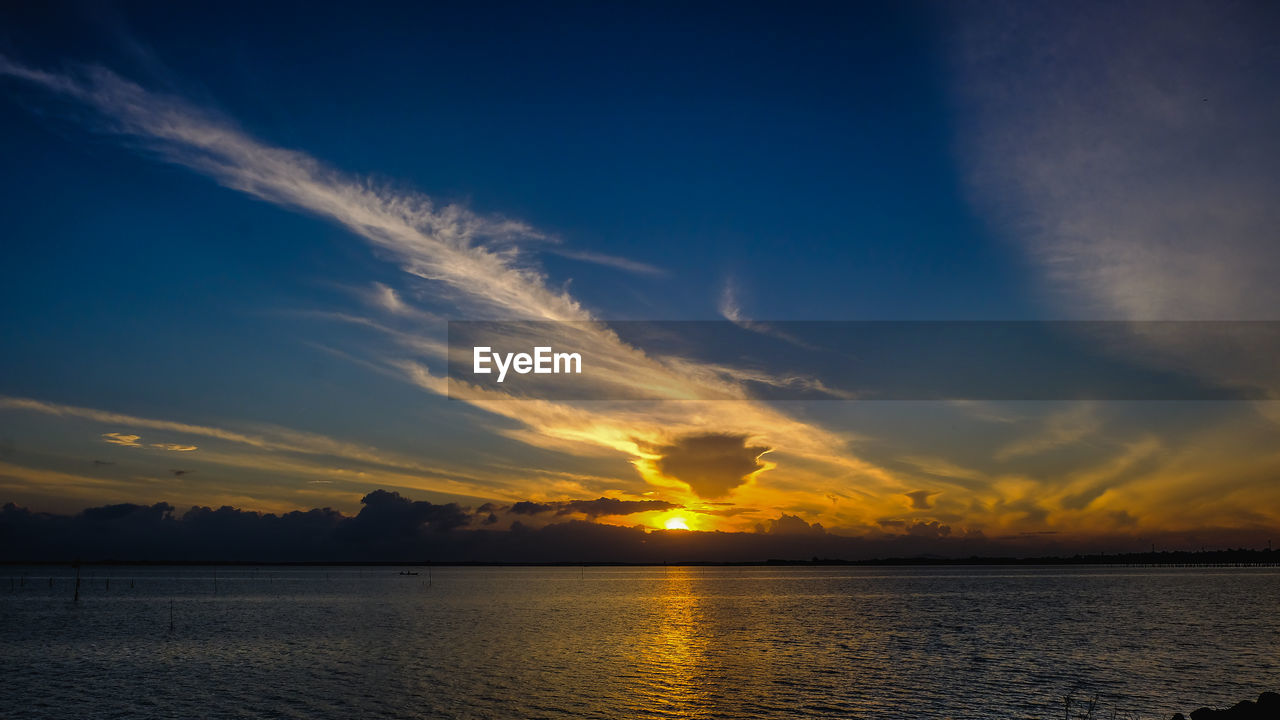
[371, 282, 410, 315]
[995, 403, 1097, 461]
[339, 489, 471, 544]
[291, 310, 448, 359]
[644, 433, 772, 499]
[3, 395, 509, 499]
[544, 248, 666, 277]
[0, 56, 577, 322]
[904, 490, 937, 510]
[1109, 510, 1138, 528]
[101, 432, 141, 447]
[696, 504, 759, 518]
[100, 432, 196, 452]
[717, 278, 818, 351]
[949, 1, 1280, 415]
[2, 489, 1277, 563]
[718, 279, 750, 326]
[878, 518, 952, 538]
[497, 497, 680, 518]
[953, 1, 1280, 321]
[151, 443, 198, 452]
[355, 282, 442, 325]
[1056, 436, 1162, 512]
[510, 500, 554, 515]
[906, 520, 951, 539]
[759, 513, 825, 536]
[0, 57, 902, 522]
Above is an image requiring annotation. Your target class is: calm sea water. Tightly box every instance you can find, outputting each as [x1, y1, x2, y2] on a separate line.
[2, 565, 1277, 719]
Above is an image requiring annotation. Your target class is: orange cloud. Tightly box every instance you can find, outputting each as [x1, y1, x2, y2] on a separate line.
[101, 432, 142, 447]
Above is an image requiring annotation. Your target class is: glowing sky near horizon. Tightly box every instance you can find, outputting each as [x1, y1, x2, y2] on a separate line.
[3, 1, 1280, 550]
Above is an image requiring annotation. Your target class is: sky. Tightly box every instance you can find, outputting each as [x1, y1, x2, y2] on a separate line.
[2, 0, 1280, 560]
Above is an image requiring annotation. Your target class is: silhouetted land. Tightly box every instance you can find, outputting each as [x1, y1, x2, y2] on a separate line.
[3, 548, 1277, 567]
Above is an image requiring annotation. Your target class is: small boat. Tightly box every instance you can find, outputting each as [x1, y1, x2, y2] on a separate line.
[398, 571, 419, 576]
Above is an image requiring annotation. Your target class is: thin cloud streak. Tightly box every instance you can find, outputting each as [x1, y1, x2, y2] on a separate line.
[718, 278, 821, 352]
[544, 248, 667, 277]
[0, 395, 510, 499]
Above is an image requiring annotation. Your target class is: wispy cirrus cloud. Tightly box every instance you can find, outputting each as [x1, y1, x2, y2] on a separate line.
[717, 278, 820, 352]
[952, 1, 1280, 322]
[1, 395, 518, 501]
[951, 0, 1280, 440]
[994, 403, 1098, 461]
[0, 56, 896, 522]
[544, 248, 667, 277]
[0, 56, 591, 325]
[9, 396, 396, 460]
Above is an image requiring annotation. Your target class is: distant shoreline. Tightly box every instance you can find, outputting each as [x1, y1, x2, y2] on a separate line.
[3, 548, 1278, 568]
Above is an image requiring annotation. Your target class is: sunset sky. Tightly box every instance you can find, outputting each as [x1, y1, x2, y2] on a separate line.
[3, 1, 1280, 557]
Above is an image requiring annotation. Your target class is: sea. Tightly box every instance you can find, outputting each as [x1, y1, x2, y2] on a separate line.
[2, 565, 1277, 719]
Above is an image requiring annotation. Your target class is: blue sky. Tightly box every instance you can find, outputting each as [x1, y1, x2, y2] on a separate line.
[3, 1, 1280, 552]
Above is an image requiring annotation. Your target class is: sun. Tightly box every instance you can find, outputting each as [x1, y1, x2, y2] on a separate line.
[664, 516, 690, 530]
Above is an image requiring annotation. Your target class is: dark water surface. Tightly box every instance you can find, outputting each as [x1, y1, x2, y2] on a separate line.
[2, 566, 1277, 719]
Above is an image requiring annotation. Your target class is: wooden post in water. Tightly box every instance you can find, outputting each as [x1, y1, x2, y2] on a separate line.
[73, 563, 81, 603]
[168, 599, 174, 633]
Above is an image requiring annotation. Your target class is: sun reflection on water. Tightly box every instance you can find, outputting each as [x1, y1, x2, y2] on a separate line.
[630, 567, 713, 718]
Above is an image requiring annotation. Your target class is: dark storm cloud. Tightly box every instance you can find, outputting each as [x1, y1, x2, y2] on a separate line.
[906, 520, 952, 539]
[1060, 487, 1109, 512]
[757, 513, 825, 536]
[878, 518, 952, 539]
[497, 497, 679, 518]
[502, 497, 679, 518]
[340, 490, 471, 542]
[905, 490, 937, 510]
[510, 501, 555, 516]
[650, 433, 770, 498]
[1109, 510, 1138, 528]
[0, 491, 462, 562]
[81, 501, 175, 525]
[560, 498, 678, 517]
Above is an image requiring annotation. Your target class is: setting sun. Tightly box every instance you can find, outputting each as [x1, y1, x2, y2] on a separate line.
[664, 516, 690, 531]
